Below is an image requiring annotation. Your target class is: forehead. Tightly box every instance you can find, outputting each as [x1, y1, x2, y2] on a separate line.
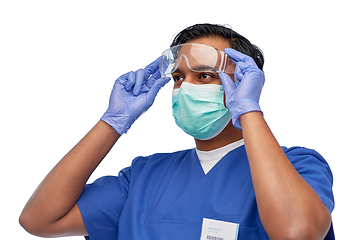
[185, 37, 231, 51]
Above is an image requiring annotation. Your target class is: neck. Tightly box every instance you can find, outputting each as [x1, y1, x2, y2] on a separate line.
[194, 122, 243, 151]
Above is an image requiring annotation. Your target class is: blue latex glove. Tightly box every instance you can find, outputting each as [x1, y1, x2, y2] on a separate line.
[101, 57, 171, 134]
[219, 48, 265, 130]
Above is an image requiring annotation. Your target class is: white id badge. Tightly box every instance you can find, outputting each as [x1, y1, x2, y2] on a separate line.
[200, 218, 239, 240]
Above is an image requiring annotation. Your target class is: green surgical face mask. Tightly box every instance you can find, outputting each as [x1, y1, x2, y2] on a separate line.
[172, 82, 231, 140]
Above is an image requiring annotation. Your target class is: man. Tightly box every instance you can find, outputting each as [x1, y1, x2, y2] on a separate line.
[20, 23, 334, 239]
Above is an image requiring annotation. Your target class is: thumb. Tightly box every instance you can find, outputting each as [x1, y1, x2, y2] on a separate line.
[219, 72, 236, 96]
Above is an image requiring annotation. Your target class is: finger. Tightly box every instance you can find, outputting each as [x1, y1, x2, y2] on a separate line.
[219, 72, 236, 95]
[235, 64, 242, 77]
[225, 48, 258, 69]
[147, 76, 171, 101]
[224, 48, 249, 63]
[146, 70, 162, 88]
[234, 63, 244, 84]
[113, 78, 124, 91]
[134, 69, 146, 96]
[144, 57, 161, 78]
[236, 58, 259, 73]
[125, 71, 136, 91]
[116, 75, 127, 85]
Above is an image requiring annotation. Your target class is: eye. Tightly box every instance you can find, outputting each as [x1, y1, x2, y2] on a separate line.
[199, 73, 213, 79]
[199, 73, 218, 80]
[173, 75, 184, 82]
[197, 72, 221, 84]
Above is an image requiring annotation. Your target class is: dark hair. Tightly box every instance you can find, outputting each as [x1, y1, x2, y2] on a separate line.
[171, 23, 264, 70]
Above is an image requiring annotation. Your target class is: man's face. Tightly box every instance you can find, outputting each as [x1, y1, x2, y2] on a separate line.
[172, 37, 234, 89]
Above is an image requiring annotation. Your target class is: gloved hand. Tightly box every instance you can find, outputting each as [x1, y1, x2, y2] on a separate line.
[219, 48, 265, 130]
[101, 57, 171, 134]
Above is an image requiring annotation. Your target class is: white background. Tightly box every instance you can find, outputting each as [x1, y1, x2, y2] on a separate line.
[1, 0, 359, 239]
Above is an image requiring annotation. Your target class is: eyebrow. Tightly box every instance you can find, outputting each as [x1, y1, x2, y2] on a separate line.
[193, 65, 214, 71]
[173, 68, 182, 74]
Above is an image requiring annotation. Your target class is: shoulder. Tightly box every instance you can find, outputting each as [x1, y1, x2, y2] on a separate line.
[282, 146, 334, 213]
[281, 146, 333, 185]
[282, 146, 329, 166]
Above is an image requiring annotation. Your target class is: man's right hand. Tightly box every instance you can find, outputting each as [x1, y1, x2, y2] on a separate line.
[101, 57, 171, 135]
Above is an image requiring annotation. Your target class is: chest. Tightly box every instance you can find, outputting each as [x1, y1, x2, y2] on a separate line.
[119, 148, 269, 239]
[128, 149, 261, 224]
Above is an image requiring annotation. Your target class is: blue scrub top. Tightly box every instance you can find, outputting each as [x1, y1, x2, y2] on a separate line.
[77, 145, 334, 240]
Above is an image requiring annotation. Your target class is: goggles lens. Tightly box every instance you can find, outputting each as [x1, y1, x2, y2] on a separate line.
[159, 43, 235, 77]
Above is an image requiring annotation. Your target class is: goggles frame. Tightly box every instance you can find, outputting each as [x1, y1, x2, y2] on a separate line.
[159, 43, 235, 77]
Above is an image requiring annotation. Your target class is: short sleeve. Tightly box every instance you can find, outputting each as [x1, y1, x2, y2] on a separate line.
[284, 147, 334, 213]
[77, 167, 131, 240]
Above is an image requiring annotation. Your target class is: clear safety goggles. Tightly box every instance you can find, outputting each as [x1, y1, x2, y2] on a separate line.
[159, 43, 236, 77]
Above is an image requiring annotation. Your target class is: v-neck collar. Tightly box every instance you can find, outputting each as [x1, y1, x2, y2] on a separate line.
[148, 145, 250, 223]
[196, 139, 245, 174]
